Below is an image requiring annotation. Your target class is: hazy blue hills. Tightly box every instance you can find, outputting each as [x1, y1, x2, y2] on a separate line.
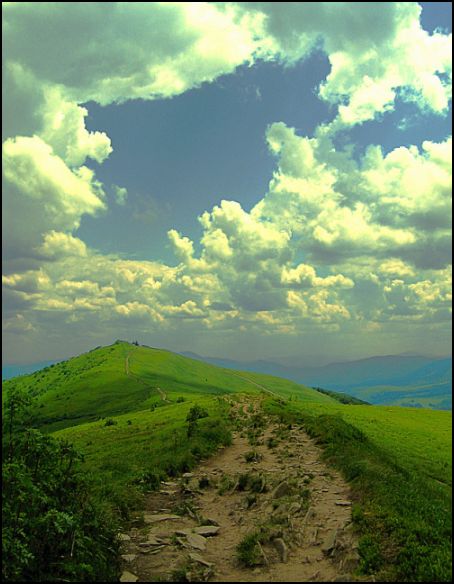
[2, 360, 58, 380]
[180, 352, 452, 410]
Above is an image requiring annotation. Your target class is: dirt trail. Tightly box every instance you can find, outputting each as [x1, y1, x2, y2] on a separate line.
[125, 351, 170, 404]
[230, 372, 281, 399]
[118, 398, 368, 583]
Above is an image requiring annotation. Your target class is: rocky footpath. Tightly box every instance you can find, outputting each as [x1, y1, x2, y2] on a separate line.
[118, 399, 374, 582]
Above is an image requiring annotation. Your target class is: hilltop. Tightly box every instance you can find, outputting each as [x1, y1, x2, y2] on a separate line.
[3, 341, 336, 433]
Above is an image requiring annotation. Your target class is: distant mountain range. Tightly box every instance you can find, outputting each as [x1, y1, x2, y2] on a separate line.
[180, 352, 452, 410]
[2, 360, 58, 380]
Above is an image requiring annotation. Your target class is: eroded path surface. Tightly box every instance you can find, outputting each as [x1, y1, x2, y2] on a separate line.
[118, 399, 370, 583]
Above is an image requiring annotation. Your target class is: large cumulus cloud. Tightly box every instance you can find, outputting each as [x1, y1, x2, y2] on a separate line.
[233, 2, 451, 126]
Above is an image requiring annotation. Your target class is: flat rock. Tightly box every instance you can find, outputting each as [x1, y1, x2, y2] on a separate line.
[321, 530, 338, 555]
[117, 533, 131, 542]
[302, 507, 316, 524]
[272, 481, 291, 499]
[145, 535, 165, 546]
[308, 527, 319, 546]
[144, 513, 181, 523]
[202, 517, 220, 526]
[148, 545, 166, 555]
[121, 554, 137, 563]
[335, 500, 352, 507]
[186, 532, 207, 551]
[341, 550, 361, 572]
[189, 552, 214, 567]
[273, 538, 288, 562]
[193, 525, 220, 537]
[120, 571, 138, 583]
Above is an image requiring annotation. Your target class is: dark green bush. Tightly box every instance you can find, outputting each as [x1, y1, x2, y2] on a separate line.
[186, 405, 209, 437]
[2, 390, 120, 582]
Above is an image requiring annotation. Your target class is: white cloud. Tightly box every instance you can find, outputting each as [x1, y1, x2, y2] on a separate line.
[3, 118, 451, 352]
[257, 122, 451, 269]
[113, 186, 128, 206]
[3, 136, 105, 260]
[3, 2, 451, 271]
[39, 231, 88, 260]
[2, 2, 452, 360]
[3, 2, 260, 106]
[40, 89, 112, 166]
[232, 2, 451, 126]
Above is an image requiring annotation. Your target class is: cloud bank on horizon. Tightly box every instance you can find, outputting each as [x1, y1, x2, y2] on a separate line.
[2, 2, 452, 362]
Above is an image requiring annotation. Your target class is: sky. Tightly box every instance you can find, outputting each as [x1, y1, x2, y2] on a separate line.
[2, 2, 452, 366]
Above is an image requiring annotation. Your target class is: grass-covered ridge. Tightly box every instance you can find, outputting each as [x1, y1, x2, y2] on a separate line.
[3, 342, 452, 581]
[3, 341, 334, 432]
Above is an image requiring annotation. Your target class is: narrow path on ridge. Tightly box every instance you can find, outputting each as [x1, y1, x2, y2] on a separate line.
[118, 397, 368, 583]
[125, 350, 171, 404]
[229, 372, 282, 400]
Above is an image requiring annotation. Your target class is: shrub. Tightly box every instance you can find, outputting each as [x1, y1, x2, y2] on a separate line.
[2, 390, 120, 582]
[244, 450, 262, 463]
[186, 405, 209, 437]
[132, 468, 164, 492]
[236, 532, 263, 567]
[218, 475, 235, 495]
[266, 437, 278, 449]
[198, 476, 210, 489]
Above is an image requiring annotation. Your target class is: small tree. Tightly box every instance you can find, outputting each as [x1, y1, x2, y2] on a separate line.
[186, 405, 209, 437]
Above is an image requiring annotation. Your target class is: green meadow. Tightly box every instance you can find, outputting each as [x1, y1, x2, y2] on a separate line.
[3, 341, 452, 582]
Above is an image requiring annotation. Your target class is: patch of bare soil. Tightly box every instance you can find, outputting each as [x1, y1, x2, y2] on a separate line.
[118, 398, 373, 583]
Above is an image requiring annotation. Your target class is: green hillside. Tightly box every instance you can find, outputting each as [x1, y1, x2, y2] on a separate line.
[3, 341, 452, 582]
[2, 341, 334, 433]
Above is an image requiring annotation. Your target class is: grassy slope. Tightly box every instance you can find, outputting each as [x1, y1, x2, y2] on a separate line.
[33, 343, 336, 495]
[264, 398, 452, 581]
[54, 395, 235, 515]
[4, 341, 452, 580]
[301, 402, 452, 487]
[2, 342, 333, 432]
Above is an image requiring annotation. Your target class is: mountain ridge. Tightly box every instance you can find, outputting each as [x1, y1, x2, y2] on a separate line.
[179, 351, 452, 410]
